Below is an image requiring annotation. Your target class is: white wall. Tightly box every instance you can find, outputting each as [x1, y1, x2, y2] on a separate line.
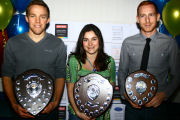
[44, 0, 143, 24]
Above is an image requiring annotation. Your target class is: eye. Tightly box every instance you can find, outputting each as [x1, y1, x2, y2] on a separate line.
[29, 15, 35, 18]
[139, 14, 145, 18]
[83, 39, 88, 42]
[41, 16, 47, 19]
[92, 38, 97, 41]
[92, 37, 98, 41]
[149, 13, 155, 17]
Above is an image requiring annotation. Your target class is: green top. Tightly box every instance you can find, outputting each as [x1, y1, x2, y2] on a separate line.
[66, 55, 116, 120]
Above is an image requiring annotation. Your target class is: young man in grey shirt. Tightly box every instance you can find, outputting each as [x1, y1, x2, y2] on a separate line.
[118, 1, 179, 120]
[2, 0, 66, 119]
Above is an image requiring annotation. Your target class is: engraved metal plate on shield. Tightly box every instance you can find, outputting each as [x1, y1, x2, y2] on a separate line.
[74, 73, 113, 118]
[14, 69, 54, 116]
[125, 70, 157, 106]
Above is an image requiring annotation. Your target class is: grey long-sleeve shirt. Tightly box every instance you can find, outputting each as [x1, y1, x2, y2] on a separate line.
[118, 32, 180, 99]
[2, 32, 67, 80]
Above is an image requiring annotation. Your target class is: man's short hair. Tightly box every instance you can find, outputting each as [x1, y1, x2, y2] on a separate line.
[26, 0, 50, 18]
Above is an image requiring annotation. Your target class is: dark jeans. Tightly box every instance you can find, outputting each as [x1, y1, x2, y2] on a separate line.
[123, 100, 168, 120]
[14, 107, 58, 120]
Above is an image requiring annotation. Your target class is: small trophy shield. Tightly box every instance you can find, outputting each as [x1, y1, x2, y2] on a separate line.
[14, 69, 54, 115]
[125, 70, 158, 106]
[74, 73, 113, 118]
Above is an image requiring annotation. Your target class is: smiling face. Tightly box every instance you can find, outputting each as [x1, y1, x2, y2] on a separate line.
[136, 4, 160, 36]
[25, 5, 50, 36]
[83, 30, 99, 57]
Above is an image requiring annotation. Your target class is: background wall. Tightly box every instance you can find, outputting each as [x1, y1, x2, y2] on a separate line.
[44, 0, 143, 24]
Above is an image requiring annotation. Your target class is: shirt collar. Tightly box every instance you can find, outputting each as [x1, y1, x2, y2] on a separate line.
[140, 31, 158, 41]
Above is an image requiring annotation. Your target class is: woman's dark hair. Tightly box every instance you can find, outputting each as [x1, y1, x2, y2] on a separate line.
[26, 0, 50, 18]
[70, 24, 110, 71]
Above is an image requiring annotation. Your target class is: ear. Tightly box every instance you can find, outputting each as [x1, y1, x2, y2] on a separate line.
[47, 18, 50, 24]
[25, 16, 29, 23]
[157, 13, 160, 21]
[136, 16, 139, 23]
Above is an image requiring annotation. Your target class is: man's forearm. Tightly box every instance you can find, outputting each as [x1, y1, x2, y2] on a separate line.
[53, 78, 65, 105]
[2, 76, 17, 105]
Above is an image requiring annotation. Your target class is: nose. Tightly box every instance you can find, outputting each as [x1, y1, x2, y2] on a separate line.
[88, 40, 92, 46]
[146, 16, 150, 23]
[35, 17, 40, 23]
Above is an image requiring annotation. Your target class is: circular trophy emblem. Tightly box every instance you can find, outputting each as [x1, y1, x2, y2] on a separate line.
[74, 73, 113, 118]
[14, 69, 54, 115]
[125, 70, 157, 106]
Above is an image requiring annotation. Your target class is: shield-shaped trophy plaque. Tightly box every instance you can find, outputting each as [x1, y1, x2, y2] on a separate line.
[74, 73, 113, 118]
[125, 70, 158, 106]
[14, 69, 54, 116]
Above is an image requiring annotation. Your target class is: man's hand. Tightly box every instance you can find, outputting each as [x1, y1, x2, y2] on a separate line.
[145, 92, 166, 108]
[12, 103, 34, 118]
[41, 101, 58, 114]
[124, 92, 141, 109]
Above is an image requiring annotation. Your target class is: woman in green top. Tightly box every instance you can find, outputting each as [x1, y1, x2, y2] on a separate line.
[66, 24, 116, 120]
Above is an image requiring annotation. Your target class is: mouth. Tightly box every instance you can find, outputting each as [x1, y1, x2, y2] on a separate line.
[34, 25, 41, 28]
[88, 47, 94, 50]
[145, 24, 151, 27]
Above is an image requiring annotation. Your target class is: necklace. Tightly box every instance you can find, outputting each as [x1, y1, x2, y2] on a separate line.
[86, 57, 96, 72]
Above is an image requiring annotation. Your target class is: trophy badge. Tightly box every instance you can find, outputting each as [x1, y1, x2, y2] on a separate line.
[74, 73, 113, 118]
[14, 69, 54, 115]
[125, 70, 158, 106]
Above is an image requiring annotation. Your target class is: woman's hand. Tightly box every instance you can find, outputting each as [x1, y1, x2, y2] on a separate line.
[76, 111, 91, 120]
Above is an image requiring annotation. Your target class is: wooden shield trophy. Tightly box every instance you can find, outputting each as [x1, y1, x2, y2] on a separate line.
[125, 70, 158, 106]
